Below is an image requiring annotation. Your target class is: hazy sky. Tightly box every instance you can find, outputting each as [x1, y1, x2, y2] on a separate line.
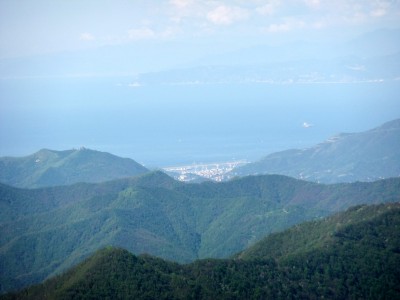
[0, 1, 399, 164]
[1, 0, 399, 58]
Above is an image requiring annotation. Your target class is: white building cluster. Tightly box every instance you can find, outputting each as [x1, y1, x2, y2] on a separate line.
[164, 160, 248, 182]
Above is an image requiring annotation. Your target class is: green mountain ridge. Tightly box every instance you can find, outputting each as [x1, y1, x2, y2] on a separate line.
[1, 172, 400, 293]
[236, 202, 400, 260]
[0, 148, 149, 188]
[3, 202, 400, 299]
[232, 118, 400, 183]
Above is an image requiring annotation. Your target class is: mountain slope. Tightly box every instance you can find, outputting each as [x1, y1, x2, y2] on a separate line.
[1, 247, 184, 300]
[1, 172, 400, 293]
[0, 148, 149, 188]
[232, 119, 400, 183]
[236, 202, 400, 261]
[4, 203, 400, 299]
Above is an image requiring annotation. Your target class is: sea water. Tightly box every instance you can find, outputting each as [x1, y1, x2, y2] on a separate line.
[1, 77, 399, 167]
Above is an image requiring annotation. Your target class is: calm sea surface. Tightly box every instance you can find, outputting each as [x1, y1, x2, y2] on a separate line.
[1, 77, 399, 167]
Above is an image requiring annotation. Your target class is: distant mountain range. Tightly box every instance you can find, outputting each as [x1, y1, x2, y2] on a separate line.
[4, 202, 399, 299]
[1, 171, 399, 293]
[0, 148, 148, 188]
[123, 29, 400, 86]
[231, 118, 400, 183]
[2, 28, 399, 82]
[134, 52, 400, 86]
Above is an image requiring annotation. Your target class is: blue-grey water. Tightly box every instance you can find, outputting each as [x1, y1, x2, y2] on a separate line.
[1, 77, 399, 167]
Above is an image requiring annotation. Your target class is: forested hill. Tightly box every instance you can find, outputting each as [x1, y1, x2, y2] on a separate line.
[1, 171, 400, 293]
[236, 202, 400, 260]
[0, 148, 149, 188]
[231, 118, 400, 183]
[4, 203, 399, 300]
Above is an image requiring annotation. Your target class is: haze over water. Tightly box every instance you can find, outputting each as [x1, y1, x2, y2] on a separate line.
[1, 1, 399, 167]
[2, 78, 399, 167]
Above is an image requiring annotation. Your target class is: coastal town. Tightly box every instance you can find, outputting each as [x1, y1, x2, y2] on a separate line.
[163, 160, 248, 182]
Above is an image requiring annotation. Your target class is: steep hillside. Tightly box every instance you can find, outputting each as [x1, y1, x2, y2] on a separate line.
[1, 172, 399, 293]
[4, 203, 400, 299]
[236, 202, 400, 261]
[0, 148, 149, 188]
[232, 119, 400, 183]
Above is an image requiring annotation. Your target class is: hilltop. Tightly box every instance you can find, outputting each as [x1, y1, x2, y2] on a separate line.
[0, 148, 149, 188]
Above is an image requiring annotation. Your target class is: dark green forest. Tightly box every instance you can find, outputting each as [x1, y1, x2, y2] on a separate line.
[3, 203, 400, 299]
[1, 172, 400, 294]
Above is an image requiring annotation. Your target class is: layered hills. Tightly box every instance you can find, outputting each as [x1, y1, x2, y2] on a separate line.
[4, 202, 399, 299]
[232, 118, 400, 183]
[0, 148, 148, 188]
[1, 171, 400, 293]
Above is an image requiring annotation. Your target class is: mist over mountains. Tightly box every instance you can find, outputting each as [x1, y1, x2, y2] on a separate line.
[132, 31, 400, 86]
[1, 28, 399, 82]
